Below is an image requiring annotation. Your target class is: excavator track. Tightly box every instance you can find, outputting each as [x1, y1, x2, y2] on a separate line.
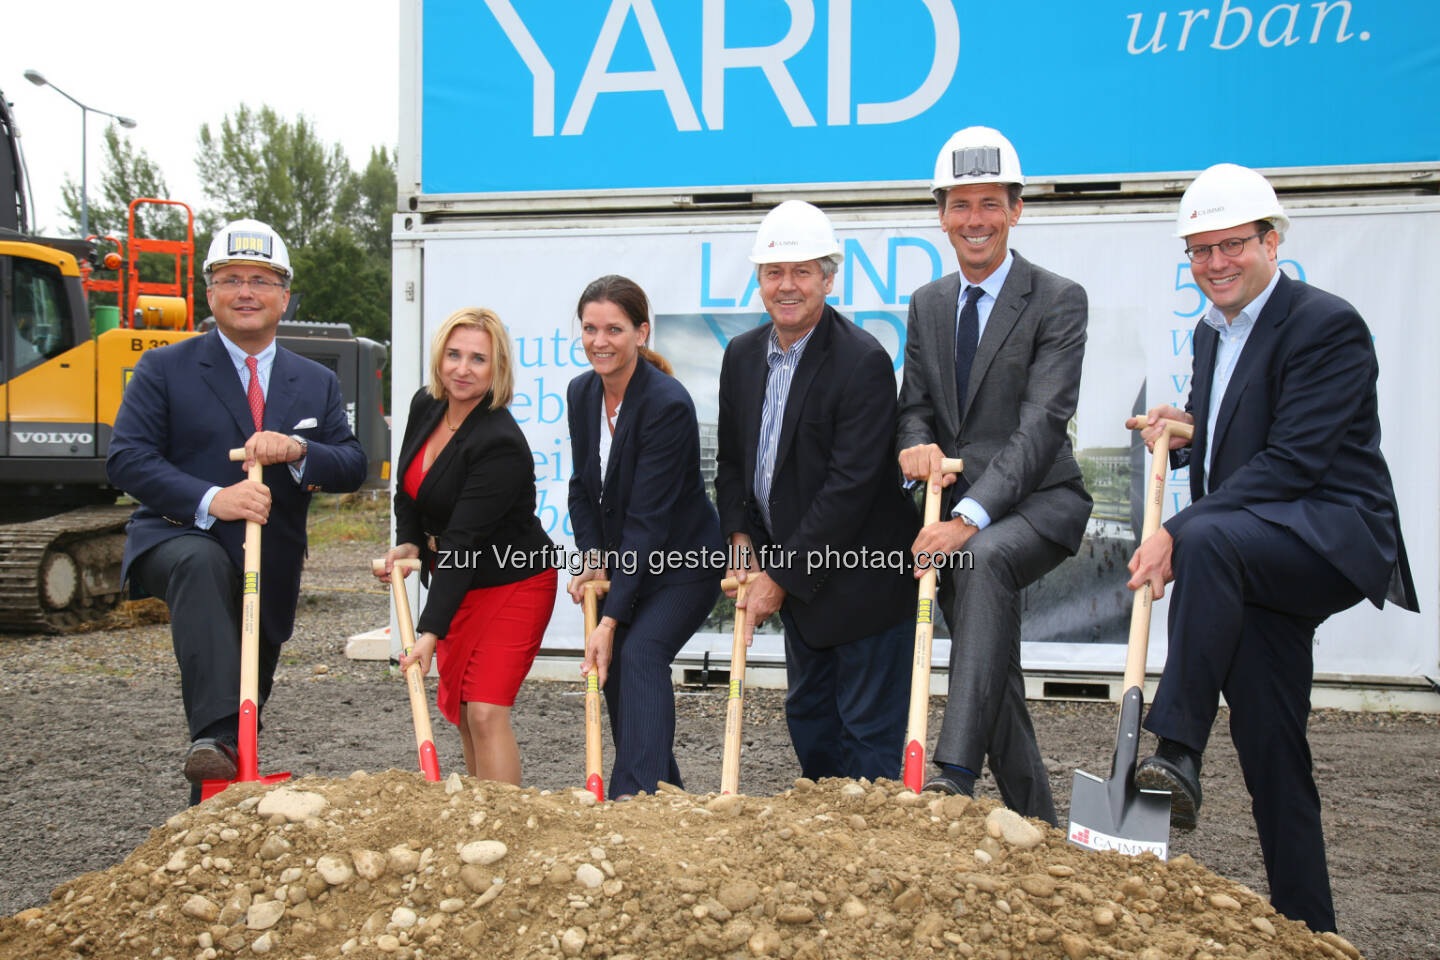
[0, 504, 133, 633]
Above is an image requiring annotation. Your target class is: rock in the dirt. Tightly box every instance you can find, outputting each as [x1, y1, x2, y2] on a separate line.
[256, 788, 328, 823]
[386, 845, 420, 876]
[718, 880, 760, 913]
[252, 931, 275, 953]
[941, 794, 972, 818]
[316, 854, 353, 886]
[777, 905, 814, 924]
[1060, 932, 1092, 959]
[575, 863, 605, 888]
[841, 896, 868, 918]
[560, 926, 587, 956]
[459, 840, 508, 865]
[1252, 915, 1276, 936]
[351, 848, 386, 880]
[1209, 892, 1242, 910]
[391, 906, 417, 929]
[257, 834, 290, 861]
[444, 772, 464, 794]
[706, 795, 742, 815]
[181, 895, 220, 922]
[246, 899, 285, 930]
[984, 808, 1044, 849]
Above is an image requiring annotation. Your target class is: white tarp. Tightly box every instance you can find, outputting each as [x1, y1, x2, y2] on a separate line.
[401, 201, 1439, 681]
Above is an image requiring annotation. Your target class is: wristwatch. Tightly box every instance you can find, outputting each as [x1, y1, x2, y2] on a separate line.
[958, 513, 978, 528]
[289, 434, 309, 459]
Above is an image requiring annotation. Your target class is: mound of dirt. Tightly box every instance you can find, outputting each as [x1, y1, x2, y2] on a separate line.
[0, 771, 1365, 960]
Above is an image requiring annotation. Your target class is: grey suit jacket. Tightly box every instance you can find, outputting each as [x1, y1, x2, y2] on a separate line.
[897, 250, 1092, 553]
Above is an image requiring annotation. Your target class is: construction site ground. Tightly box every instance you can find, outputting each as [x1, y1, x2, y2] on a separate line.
[0, 512, 1436, 960]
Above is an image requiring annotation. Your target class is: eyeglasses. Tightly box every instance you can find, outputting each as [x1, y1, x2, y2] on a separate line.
[211, 276, 287, 291]
[1184, 231, 1267, 264]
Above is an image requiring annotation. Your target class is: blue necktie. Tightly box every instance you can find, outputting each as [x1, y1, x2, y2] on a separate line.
[955, 285, 983, 422]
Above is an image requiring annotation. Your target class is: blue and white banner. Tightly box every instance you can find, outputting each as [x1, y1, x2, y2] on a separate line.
[419, 0, 1440, 194]
[406, 201, 1440, 682]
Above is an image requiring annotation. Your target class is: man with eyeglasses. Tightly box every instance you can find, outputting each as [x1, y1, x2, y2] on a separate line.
[1128, 164, 1416, 932]
[896, 127, 1092, 824]
[108, 218, 366, 804]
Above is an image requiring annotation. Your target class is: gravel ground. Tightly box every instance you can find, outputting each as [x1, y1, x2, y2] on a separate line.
[1, 526, 1437, 959]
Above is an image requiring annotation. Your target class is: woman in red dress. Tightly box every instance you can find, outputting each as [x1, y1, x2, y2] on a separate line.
[376, 307, 556, 784]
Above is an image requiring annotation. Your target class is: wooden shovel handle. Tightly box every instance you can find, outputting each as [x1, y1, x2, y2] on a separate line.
[581, 580, 611, 800]
[370, 557, 440, 780]
[721, 579, 749, 794]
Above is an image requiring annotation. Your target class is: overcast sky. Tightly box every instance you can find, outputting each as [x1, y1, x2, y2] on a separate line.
[7, 1, 400, 234]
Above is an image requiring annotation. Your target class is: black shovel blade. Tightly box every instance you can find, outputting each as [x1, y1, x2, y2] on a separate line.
[1067, 686, 1172, 859]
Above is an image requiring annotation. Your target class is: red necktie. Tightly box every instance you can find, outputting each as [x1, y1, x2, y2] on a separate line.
[246, 356, 264, 432]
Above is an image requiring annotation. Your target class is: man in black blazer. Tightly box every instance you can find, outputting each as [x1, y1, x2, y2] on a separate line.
[716, 201, 919, 781]
[108, 219, 366, 797]
[1129, 164, 1418, 933]
[897, 127, 1091, 824]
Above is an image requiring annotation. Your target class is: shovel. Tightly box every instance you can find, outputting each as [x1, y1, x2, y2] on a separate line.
[200, 449, 292, 801]
[581, 579, 611, 802]
[1067, 418, 1193, 858]
[902, 456, 964, 794]
[371, 557, 441, 781]
[718, 576, 747, 795]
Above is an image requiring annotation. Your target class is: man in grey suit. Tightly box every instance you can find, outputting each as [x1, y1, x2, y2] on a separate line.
[897, 126, 1091, 824]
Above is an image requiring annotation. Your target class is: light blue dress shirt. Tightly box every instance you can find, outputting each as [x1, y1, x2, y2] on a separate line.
[754, 324, 816, 533]
[949, 250, 1015, 530]
[195, 331, 304, 527]
[1200, 267, 1281, 492]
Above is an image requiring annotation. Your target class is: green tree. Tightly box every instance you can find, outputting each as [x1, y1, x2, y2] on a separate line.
[196, 105, 349, 249]
[288, 225, 390, 344]
[60, 124, 186, 241]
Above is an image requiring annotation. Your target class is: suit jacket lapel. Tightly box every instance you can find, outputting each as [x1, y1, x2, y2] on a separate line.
[578, 373, 604, 503]
[1189, 324, 1217, 495]
[774, 308, 832, 473]
[1210, 271, 1291, 460]
[932, 273, 962, 439]
[264, 347, 300, 436]
[740, 333, 767, 494]
[399, 397, 445, 490]
[199, 330, 258, 439]
[605, 360, 650, 494]
[965, 251, 1028, 424]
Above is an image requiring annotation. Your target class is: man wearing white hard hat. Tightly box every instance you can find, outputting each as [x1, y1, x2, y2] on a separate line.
[896, 127, 1092, 825]
[1128, 164, 1417, 932]
[716, 201, 920, 780]
[109, 218, 366, 803]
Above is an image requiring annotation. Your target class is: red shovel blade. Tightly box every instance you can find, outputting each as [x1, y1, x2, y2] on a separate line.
[902, 739, 926, 793]
[419, 741, 441, 782]
[199, 770, 291, 802]
[586, 773, 605, 803]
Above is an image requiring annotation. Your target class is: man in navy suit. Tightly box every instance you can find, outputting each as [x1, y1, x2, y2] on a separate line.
[716, 201, 919, 781]
[107, 219, 366, 797]
[1128, 165, 1418, 932]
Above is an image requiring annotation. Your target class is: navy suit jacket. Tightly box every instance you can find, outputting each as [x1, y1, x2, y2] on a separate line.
[715, 306, 919, 647]
[567, 358, 723, 625]
[107, 329, 367, 642]
[1167, 272, 1417, 611]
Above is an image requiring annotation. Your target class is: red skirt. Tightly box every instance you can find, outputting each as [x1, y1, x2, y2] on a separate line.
[436, 568, 557, 723]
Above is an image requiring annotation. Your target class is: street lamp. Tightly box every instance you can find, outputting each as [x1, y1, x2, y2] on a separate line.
[24, 69, 137, 239]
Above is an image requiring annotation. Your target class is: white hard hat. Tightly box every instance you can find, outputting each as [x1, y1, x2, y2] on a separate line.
[931, 126, 1024, 201]
[1175, 164, 1289, 241]
[748, 200, 844, 267]
[204, 218, 292, 280]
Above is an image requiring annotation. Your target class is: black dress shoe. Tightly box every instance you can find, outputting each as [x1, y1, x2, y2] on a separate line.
[921, 772, 975, 797]
[1135, 738, 1202, 830]
[184, 737, 238, 783]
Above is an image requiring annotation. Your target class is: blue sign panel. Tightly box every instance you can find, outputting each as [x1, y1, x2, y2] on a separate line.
[421, 0, 1440, 194]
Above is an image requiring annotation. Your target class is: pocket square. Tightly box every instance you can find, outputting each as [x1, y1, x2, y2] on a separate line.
[292, 417, 319, 430]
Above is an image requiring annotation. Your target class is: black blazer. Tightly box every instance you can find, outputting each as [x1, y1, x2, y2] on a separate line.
[715, 305, 919, 647]
[567, 358, 723, 624]
[395, 388, 555, 637]
[1168, 272, 1417, 611]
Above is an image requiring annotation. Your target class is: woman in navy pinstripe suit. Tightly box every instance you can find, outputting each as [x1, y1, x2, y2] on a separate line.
[566, 275, 724, 796]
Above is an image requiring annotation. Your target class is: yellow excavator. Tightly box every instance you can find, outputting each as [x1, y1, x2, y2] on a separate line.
[1, 88, 388, 631]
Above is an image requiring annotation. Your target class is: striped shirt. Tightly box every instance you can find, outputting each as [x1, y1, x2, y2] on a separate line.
[754, 324, 817, 532]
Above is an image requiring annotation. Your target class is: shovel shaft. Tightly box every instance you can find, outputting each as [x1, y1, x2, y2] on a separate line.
[373, 557, 441, 782]
[229, 449, 264, 782]
[902, 458, 963, 793]
[720, 578, 748, 795]
[582, 580, 611, 801]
